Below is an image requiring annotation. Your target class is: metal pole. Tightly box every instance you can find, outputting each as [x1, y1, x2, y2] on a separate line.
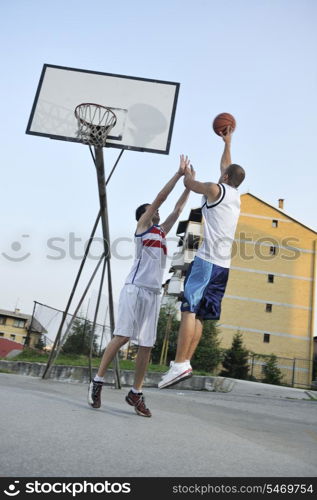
[89, 256, 107, 382]
[99, 306, 108, 356]
[160, 309, 172, 366]
[163, 314, 172, 366]
[42, 211, 101, 378]
[292, 358, 296, 387]
[94, 146, 121, 389]
[25, 301, 37, 348]
[41, 151, 124, 380]
[251, 354, 255, 378]
[42, 252, 105, 379]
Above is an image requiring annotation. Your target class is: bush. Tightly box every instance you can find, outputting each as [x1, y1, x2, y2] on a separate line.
[62, 318, 98, 356]
[262, 354, 284, 385]
[151, 305, 179, 365]
[220, 331, 249, 379]
[191, 321, 222, 373]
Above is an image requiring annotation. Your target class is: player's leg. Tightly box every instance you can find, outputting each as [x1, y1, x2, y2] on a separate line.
[125, 346, 153, 417]
[88, 335, 128, 409]
[97, 335, 129, 378]
[186, 317, 203, 361]
[133, 346, 152, 390]
[125, 288, 159, 417]
[158, 257, 212, 389]
[88, 284, 137, 409]
[174, 311, 196, 363]
[177, 257, 213, 363]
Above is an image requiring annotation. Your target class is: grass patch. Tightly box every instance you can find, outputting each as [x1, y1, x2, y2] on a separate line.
[1, 350, 169, 372]
[1, 349, 212, 376]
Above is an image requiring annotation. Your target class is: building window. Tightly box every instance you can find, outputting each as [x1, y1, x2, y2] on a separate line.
[268, 274, 274, 283]
[186, 233, 200, 250]
[0, 316, 6, 325]
[272, 220, 278, 228]
[10, 334, 16, 341]
[269, 246, 277, 255]
[263, 333, 270, 343]
[266, 303, 272, 312]
[0, 332, 4, 337]
[22, 336, 27, 342]
[13, 319, 25, 328]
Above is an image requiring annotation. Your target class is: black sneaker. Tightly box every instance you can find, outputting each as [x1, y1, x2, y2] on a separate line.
[88, 380, 103, 409]
[125, 390, 152, 417]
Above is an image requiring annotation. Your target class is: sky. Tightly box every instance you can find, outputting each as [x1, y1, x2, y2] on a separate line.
[0, 0, 316, 332]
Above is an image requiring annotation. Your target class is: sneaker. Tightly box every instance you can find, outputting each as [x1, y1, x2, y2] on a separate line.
[163, 360, 174, 374]
[158, 361, 193, 389]
[163, 360, 192, 376]
[88, 380, 103, 408]
[125, 390, 152, 417]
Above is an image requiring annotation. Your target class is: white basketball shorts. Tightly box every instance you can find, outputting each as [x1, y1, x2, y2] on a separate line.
[113, 284, 161, 347]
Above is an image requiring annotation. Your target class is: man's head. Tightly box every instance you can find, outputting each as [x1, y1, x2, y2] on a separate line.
[135, 203, 160, 224]
[219, 164, 245, 188]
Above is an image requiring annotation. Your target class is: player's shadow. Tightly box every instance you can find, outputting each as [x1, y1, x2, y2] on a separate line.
[127, 103, 168, 146]
[86, 406, 135, 418]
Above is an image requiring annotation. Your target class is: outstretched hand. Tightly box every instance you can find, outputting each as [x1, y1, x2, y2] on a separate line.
[184, 163, 195, 187]
[185, 164, 195, 178]
[219, 125, 233, 144]
[178, 154, 191, 176]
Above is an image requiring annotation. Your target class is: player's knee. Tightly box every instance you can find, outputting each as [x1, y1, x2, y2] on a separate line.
[114, 335, 130, 345]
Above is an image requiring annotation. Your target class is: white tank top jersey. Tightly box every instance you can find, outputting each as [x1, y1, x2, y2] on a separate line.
[196, 183, 240, 268]
[125, 225, 167, 293]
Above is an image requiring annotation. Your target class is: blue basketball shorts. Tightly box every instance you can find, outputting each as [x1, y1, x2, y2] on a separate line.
[180, 256, 229, 320]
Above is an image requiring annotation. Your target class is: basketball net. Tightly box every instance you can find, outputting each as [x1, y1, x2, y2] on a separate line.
[74, 103, 117, 147]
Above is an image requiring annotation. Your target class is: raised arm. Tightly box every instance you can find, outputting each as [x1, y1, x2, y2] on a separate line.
[137, 155, 190, 233]
[160, 166, 195, 235]
[219, 126, 233, 175]
[183, 166, 221, 205]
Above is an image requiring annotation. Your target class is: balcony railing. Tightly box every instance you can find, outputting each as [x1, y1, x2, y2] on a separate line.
[167, 275, 184, 296]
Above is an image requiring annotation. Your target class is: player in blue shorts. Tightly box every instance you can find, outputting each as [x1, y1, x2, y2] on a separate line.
[158, 127, 245, 389]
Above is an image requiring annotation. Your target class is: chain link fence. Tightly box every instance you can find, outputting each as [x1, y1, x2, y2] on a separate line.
[249, 354, 312, 388]
[28, 301, 111, 357]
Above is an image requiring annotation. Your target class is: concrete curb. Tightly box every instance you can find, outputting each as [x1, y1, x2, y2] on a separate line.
[305, 391, 317, 401]
[0, 360, 235, 392]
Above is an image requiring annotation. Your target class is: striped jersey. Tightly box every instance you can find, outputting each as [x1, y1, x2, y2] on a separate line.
[125, 225, 167, 293]
[196, 183, 240, 268]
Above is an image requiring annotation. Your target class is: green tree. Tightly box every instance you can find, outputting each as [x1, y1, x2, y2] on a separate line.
[262, 354, 284, 385]
[191, 321, 222, 372]
[220, 331, 249, 379]
[151, 304, 179, 365]
[35, 335, 46, 351]
[62, 317, 98, 356]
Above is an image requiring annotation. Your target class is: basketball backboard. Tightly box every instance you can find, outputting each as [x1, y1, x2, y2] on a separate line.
[26, 64, 180, 154]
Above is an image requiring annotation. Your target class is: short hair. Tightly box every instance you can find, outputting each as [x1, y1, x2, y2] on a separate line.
[225, 164, 245, 187]
[135, 203, 150, 221]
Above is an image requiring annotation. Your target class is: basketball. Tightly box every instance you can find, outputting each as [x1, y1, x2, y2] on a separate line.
[212, 112, 236, 136]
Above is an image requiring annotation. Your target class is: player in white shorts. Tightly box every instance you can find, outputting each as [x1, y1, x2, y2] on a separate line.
[88, 155, 194, 416]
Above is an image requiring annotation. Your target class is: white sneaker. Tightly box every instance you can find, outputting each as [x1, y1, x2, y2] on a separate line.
[163, 360, 191, 373]
[158, 361, 193, 389]
[163, 360, 174, 375]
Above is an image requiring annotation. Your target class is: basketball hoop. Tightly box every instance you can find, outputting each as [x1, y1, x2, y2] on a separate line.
[74, 103, 117, 147]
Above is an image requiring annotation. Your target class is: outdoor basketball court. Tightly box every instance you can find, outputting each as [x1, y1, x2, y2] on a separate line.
[25, 64, 180, 380]
[1, 373, 317, 477]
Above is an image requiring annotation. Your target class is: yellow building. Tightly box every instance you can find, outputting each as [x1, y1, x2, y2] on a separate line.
[165, 195, 316, 388]
[0, 308, 46, 348]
